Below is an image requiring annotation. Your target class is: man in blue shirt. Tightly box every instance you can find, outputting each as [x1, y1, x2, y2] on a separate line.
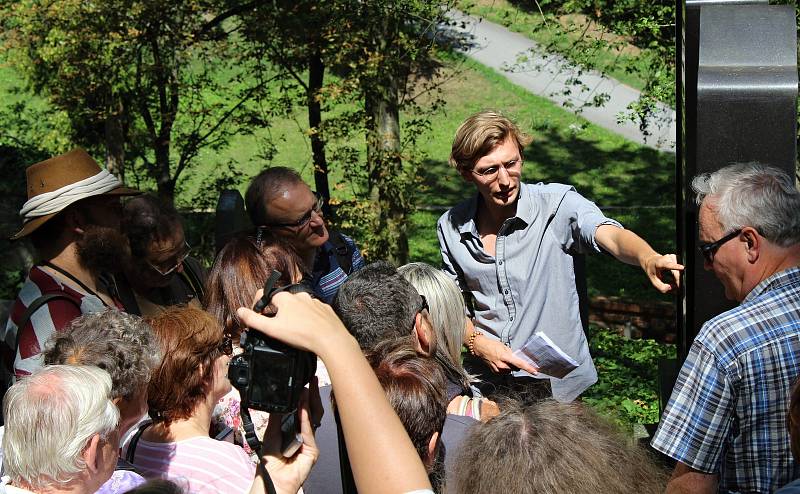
[651, 163, 800, 493]
[246, 167, 364, 302]
[437, 110, 683, 401]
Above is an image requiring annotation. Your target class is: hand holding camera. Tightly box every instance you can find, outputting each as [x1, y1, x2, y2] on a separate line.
[255, 382, 322, 494]
[237, 288, 356, 359]
[238, 287, 432, 494]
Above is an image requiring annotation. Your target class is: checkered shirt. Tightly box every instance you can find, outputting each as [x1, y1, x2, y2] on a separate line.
[651, 267, 800, 493]
[312, 233, 365, 303]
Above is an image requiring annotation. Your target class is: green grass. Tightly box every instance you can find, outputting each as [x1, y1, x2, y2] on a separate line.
[457, 0, 652, 91]
[1, 52, 675, 302]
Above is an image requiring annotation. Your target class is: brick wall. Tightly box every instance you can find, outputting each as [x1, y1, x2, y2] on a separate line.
[589, 296, 676, 343]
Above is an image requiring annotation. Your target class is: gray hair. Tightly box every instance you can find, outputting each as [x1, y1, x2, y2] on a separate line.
[43, 310, 161, 401]
[453, 399, 668, 493]
[398, 262, 473, 389]
[692, 163, 800, 247]
[333, 261, 425, 352]
[3, 365, 119, 489]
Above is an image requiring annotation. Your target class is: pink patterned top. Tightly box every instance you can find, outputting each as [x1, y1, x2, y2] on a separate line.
[129, 436, 256, 493]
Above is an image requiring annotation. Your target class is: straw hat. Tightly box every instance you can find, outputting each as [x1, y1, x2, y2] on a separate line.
[10, 148, 140, 240]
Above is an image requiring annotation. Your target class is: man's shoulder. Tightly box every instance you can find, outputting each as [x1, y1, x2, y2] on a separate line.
[523, 181, 575, 198]
[325, 230, 358, 251]
[13, 267, 85, 307]
[438, 196, 474, 230]
[698, 288, 800, 364]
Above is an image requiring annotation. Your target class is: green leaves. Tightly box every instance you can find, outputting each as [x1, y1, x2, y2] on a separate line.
[583, 325, 675, 427]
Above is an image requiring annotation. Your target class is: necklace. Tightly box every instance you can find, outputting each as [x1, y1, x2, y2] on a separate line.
[41, 260, 111, 308]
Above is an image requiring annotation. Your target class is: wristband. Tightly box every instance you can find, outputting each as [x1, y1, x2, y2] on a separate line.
[467, 330, 482, 355]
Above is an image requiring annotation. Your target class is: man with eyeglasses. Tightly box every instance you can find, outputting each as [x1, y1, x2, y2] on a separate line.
[246, 166, 365, 303]
[115, 195, 206, 317]
[651, 163, 800, 494]
[437, 110, 683, 402]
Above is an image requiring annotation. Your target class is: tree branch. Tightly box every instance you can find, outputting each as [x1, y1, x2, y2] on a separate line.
[195, 1, 260, 39]
[175, 73, 279, 178]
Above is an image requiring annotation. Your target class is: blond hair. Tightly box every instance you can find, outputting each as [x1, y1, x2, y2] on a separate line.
[449, 110, 532, 172]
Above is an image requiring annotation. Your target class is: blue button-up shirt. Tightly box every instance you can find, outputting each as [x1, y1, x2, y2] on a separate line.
[651, 267, 800, 493]
[437, 182, 622, 401]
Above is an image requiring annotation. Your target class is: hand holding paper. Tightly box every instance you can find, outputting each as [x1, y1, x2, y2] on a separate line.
[513, 332, 579, 379]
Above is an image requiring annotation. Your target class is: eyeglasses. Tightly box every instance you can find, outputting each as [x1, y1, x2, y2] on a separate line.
[146, 241, 191, 276]
[699, 229, 742, 263]
[217, 334, 233, 357]
[267, 192, 324, 230]
[418, 294, 429, 313]
[471, 159, 523, 182]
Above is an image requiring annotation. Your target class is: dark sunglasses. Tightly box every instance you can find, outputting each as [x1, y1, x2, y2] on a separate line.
[267, 192, 324, 230]
[418, 294, 429, 313]
[699, 229, 742, 264]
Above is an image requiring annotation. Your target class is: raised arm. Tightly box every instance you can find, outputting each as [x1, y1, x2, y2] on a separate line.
[595, 224, 684, 293]
[238, 292, 432, 494]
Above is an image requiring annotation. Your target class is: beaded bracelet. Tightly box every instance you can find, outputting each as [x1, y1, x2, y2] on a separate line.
[467, 330, 483, 355]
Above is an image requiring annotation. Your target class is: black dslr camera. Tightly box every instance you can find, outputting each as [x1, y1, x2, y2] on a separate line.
[228, 270, 317, 414]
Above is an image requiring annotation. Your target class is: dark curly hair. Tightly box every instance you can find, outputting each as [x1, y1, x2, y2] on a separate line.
[121, 194, 183, 258]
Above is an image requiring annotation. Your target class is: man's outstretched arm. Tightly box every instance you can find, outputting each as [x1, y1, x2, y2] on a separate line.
[595, 224, 684, 293]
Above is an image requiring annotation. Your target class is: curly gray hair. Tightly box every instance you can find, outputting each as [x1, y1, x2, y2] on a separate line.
[43, 310, 161, 401]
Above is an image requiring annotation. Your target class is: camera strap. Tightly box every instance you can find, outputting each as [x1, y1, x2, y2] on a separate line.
[239, 399, 262, 453]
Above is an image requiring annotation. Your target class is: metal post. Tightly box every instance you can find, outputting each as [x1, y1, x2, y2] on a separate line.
[678, 2, 797, 362]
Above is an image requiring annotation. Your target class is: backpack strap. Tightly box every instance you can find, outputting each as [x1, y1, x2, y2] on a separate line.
[15, 293, 81, 355]
[124, 420, 153, 464]
[327, 230, 354, 275]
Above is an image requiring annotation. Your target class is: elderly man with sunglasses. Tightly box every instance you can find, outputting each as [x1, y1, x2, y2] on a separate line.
[437, 110, 683, 403]
[246, 166, 365, 303]
[651, 163, 800, 494]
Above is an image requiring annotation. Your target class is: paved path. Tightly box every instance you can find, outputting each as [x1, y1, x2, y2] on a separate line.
[445, 10, 677, 152]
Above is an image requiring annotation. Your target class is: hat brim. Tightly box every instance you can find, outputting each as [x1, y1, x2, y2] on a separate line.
[9, 185, 142, 240]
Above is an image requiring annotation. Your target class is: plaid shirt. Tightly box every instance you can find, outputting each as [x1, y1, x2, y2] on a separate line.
[651, 267, 800, 493]
[312, 233, 365, 303]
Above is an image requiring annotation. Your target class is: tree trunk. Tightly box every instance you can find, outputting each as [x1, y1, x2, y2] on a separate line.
[154, 138, 175, 206]
[365, 72, 408, 266]
[308, 51, 331, 216]
[104, 108, 126, 182]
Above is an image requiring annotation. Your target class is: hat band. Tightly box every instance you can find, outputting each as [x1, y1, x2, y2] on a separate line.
[20, 170, 123, 221]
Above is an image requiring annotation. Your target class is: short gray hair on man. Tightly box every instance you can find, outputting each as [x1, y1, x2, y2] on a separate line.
[3, 365, 119, 489]
[692, 163, 800, 247]
[333, 261, 426, 352]
[43, 310, 161, 401]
